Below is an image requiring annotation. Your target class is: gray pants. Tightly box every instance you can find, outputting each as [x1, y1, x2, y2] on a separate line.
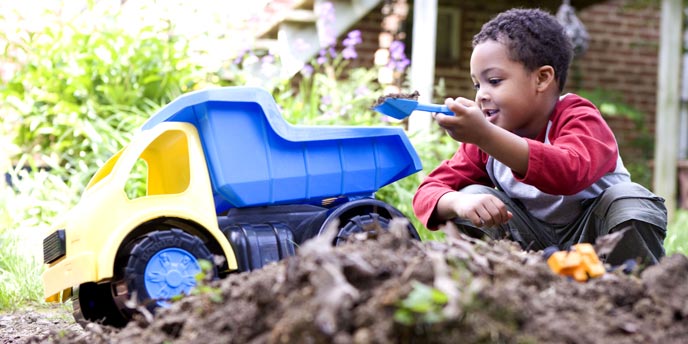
[453, 182, 667, 265]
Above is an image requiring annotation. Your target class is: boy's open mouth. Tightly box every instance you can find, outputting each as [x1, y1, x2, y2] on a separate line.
[484, 109, 499, 117]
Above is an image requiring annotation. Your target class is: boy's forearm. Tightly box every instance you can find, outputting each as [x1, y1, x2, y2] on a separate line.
[478, 125, 530, 176]
[436, 191, 461, 220]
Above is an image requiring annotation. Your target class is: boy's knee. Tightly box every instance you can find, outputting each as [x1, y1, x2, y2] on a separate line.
[597, 182, 667, 231]
[605, 220, 666, 266]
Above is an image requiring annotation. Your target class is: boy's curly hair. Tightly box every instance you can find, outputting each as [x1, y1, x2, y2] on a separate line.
[473, 8, 573, 92]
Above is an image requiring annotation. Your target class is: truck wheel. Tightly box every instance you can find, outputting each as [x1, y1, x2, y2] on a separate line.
[123, 229, 215, 313]
[72, 282, 128, 328]
[335, 213, 390, 246]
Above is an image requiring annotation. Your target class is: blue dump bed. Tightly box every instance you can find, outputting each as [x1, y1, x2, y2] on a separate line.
[142, 87, 422, 213]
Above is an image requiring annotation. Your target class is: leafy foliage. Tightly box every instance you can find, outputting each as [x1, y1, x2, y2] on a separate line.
[0, 4, 212, 308]
[394, 281, 449, 325]
[666, 210, 688, 256]
[0, 194, 44, 311]
[1, 19, 202, 189]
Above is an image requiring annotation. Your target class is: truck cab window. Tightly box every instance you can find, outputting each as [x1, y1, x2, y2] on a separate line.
[125, 130, 191, 200]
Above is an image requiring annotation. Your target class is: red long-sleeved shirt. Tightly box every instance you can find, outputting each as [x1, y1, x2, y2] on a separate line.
[413, 94, 630, 228]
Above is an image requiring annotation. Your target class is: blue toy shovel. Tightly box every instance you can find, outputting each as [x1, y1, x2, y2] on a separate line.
[372, 98, 454, 119]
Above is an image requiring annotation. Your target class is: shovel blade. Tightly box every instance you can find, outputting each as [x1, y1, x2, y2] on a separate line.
[373, 98, 420, 119]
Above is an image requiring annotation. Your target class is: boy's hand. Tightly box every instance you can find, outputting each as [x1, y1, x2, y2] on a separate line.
[439, 192, 513, 228]
[433, 97, 491, 145]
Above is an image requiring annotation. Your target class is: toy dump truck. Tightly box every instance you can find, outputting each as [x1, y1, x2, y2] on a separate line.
[41, 87, 422, 327]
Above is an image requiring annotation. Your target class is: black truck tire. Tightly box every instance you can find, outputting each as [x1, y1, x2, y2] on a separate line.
[72, 282, 128, 328]
[122, 229, 215, 313]
[335, 213, 390, 245]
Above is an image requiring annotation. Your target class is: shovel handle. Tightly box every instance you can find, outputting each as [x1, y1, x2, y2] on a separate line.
[414, 103, 454, 115]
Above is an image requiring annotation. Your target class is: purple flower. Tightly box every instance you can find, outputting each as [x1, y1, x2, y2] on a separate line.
[395, 58, 410, 71]
[341, 30, 362, 60]
[321, 95, 332, 105]
[300, 64, 314, 77]
[342, 46, 357, 60]
[316, 49, 328, 65]
[388, 40, 411, 72]
[390, 41, 406, 60]
[343, 30, 362, 47]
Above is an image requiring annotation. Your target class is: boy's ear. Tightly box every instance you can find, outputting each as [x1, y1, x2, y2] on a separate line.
[535, 65, 556, 92]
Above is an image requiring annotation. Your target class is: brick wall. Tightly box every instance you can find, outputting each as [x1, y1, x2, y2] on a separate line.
[575, 0, 659, 118]
[574, 0, 660, 170]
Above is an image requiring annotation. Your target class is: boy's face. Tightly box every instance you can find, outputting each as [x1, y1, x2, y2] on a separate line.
[470, 40, 545, 138]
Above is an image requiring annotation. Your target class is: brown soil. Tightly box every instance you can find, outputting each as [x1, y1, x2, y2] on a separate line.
[9, 224, 688, 344]
[371, 90, 420, 108]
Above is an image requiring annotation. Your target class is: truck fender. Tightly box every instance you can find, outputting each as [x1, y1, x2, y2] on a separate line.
[112, 217, 237, 279]
[316, 198, 420, 241]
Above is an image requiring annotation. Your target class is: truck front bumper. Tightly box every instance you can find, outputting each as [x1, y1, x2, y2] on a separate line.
[42, 251, 97, 302]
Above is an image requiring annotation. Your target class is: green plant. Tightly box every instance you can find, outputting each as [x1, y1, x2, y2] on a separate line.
[377, 128, 458, 241]
[1, 18, 202, 189]
[394, 281, 449, 325]
[169, 259, 223, 304]
[0, 214, 44, 311]
[576, 88, 653, 188]
[0, 4, 214, 307]
[665, 209, 688, 256]
[234, 32, 387, 127]
[0, 163, 82, 310]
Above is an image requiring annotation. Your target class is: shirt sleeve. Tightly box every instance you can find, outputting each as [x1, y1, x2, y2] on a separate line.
[516, 96, 619, 195]
[412, 143, 492, 229]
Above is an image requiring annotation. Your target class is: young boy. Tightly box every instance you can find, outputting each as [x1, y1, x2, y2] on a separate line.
[412, 8, 667, 265]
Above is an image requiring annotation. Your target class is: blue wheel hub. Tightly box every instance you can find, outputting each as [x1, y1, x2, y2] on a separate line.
[144, 247, 201, 306]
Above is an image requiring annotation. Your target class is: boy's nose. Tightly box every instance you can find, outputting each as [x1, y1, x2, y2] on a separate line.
[475, 89, 490, 104]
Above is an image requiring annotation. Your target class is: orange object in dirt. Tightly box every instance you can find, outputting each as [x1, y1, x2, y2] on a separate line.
[546, 243, 606, 282]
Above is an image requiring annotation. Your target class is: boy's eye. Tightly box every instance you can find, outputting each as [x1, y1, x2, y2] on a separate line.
[473, 83, 480, 90]
[488, 78, 502, 85]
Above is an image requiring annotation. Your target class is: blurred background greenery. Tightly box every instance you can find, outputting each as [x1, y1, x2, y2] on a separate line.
[0, 0, 685, 310]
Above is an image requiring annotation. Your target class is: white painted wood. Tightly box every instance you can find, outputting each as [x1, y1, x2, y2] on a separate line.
[654, 0, 683, 221]
[268, 0, 385, 77]
[408, 0, 438, 133]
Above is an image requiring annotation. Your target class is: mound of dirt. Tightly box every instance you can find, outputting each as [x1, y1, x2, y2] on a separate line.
[29, 225, 688, 344]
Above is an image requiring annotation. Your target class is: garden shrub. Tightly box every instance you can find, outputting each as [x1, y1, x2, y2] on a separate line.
[0, 5, 212, 307]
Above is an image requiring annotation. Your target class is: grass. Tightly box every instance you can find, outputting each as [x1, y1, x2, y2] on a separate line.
[0, 230, 45, 311]
[665, 209, 688, 256]
[0, 173, 52, 312]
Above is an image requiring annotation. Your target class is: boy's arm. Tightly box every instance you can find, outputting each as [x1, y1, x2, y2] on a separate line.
[438, 94, 618, 195]
[412, 144, 492, 229]
[437, 97, 531, 176]
[516, 98, 619, 195]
